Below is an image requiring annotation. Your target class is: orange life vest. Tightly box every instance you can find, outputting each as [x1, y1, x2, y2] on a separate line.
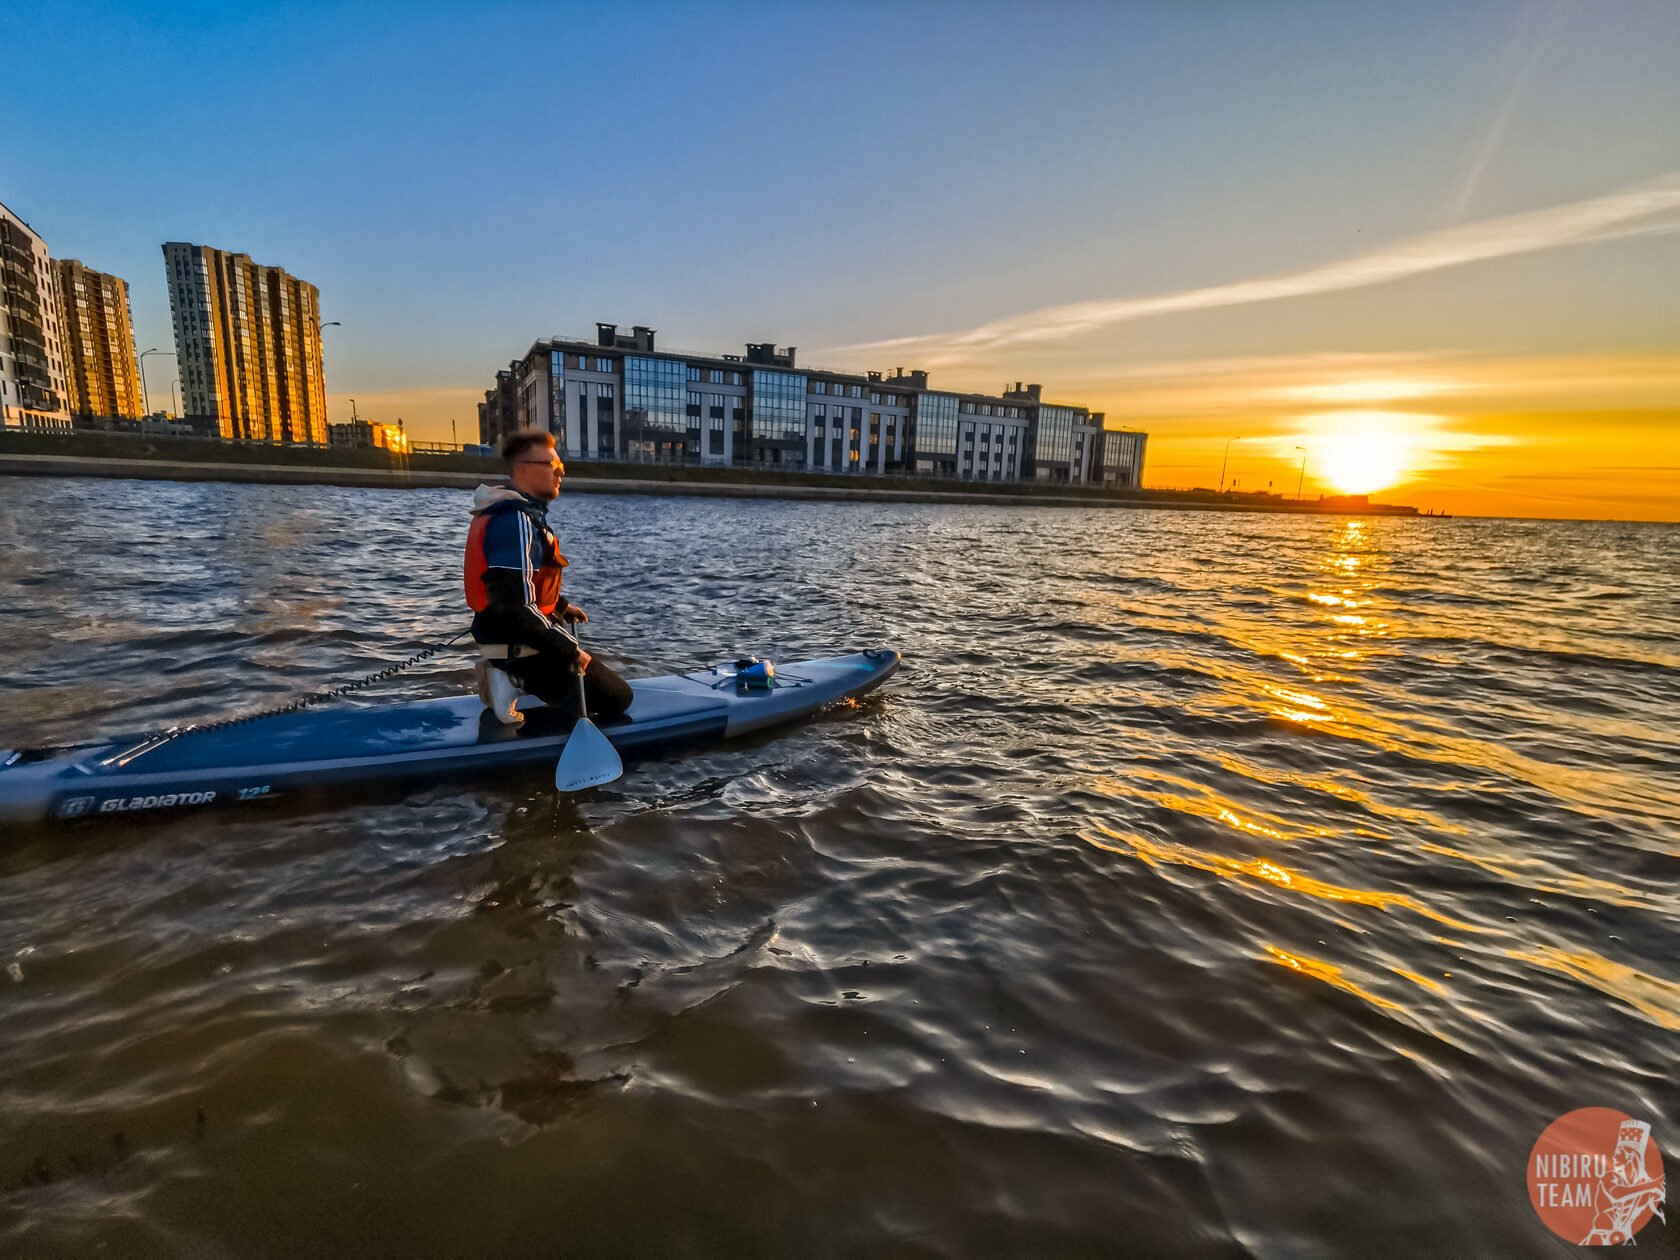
[464, 504, 567, 615]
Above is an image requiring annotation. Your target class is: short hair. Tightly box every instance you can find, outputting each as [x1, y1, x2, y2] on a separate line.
[500, 429, 556, 466]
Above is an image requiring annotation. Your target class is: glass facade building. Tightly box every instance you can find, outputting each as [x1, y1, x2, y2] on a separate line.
[1097, 430, 1147, 488]
[483, 327, 1139, 486]
[624, 355, 687, 434]
[751, 370, 807, 442]
[1036, 405, 1077, 466]
[915, 392, 959, 457]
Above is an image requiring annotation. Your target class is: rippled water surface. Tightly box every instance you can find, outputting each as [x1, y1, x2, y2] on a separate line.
[1, 478, 1677, 1256]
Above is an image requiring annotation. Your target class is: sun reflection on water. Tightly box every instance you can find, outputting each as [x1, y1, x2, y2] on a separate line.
[1081, 823, 1478, 930]
[1507, 946, 1680, 1032]
[1264, 944, 1402, 1011]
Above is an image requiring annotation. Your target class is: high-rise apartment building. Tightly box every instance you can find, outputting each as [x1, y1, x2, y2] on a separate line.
[53, 259, 143, 422]
[163, 242, 328, 442]
[0, 199, 71, 430]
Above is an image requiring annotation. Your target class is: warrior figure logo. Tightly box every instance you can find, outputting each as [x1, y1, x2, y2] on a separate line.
[1581, 1119, 1667, 1246]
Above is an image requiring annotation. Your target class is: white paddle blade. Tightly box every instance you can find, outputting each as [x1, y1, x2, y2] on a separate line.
[554, 718, 623, 792]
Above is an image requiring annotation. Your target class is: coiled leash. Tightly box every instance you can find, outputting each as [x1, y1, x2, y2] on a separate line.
[96, 630, 474, 768]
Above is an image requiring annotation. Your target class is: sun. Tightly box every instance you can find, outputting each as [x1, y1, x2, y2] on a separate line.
[1300, 411, 1423, 495]
[1318, 428, 1409, 494]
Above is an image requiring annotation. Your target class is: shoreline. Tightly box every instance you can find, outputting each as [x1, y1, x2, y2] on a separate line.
[0, 452, 1430, 514]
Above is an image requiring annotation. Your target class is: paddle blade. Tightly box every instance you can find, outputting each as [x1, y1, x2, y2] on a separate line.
[554, 717, 623, 792]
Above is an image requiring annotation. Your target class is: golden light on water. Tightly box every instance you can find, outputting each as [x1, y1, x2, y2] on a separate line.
[1264, 944, 1402, 1011]
[1080, 822, 1478, 929]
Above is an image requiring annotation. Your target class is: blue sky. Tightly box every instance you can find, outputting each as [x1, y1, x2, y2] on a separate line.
[6, 1, 1679, 515]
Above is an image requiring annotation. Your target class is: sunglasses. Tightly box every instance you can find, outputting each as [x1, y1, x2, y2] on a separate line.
[517, 458, 565, 472]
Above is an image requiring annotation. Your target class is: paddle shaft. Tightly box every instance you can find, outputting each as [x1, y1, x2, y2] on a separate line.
[552, 617, 624, 791]
[560, 620, 589, 719]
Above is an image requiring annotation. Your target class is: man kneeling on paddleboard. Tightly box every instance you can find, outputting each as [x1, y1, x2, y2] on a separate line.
[464, 430, 634, 726]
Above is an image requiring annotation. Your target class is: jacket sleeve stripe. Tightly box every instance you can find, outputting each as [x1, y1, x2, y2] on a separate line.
[517, 512, 537, 605]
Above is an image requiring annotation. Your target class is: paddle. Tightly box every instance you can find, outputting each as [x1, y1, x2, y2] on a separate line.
[553, 622, 624, 792]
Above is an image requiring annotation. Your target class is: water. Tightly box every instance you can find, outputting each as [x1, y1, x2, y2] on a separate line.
[0, 478, 1676, 1257]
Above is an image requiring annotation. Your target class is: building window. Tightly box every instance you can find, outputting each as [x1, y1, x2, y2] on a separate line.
[750, 369, 808, 442]
[1033, 405, 1076, 465]
[915, 392, 960, 458]
[624, 356, 685, 434]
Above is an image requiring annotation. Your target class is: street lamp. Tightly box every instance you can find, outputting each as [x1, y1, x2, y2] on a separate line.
[138, 348, 175, 418]
[1218, 435, 1245, 493]
[1295, 446, 1308, 499]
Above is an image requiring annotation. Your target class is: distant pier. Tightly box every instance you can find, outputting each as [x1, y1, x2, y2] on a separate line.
[0, 451, 1430, 515]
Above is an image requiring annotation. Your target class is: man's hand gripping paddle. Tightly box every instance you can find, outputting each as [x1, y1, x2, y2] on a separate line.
[554, 621, 623, 792]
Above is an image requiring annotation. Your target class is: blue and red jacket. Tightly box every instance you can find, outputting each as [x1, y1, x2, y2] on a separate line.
[463, 485, 578, 662]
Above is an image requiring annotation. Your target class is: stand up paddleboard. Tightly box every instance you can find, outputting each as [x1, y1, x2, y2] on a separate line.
[0, 650, 900, 827]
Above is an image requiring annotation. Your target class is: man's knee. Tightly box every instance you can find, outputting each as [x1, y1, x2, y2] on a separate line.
[502, 657, 569, 705]
[586, 660, 634, 716]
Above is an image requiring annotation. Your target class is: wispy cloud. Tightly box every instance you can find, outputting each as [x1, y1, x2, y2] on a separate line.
[1032, 349, 1680, 421]
[827, 173, 1680, 366]
[1446, 0, 1567, 221]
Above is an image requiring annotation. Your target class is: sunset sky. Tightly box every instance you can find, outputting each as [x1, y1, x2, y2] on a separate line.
[5, 1, 1677, 519]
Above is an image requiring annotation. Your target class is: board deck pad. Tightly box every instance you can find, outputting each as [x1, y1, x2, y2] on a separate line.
[0, 650, 900, 825]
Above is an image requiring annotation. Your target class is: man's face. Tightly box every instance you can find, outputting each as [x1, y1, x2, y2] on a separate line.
[511, 447, 565, 501]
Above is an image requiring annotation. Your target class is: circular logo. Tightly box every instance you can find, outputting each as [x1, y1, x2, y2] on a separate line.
[1528, 1108, 1666, 1245]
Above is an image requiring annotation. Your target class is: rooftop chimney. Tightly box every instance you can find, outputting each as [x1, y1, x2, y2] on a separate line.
[744, 342, 796, 367]
[595, 322, 617, 347]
